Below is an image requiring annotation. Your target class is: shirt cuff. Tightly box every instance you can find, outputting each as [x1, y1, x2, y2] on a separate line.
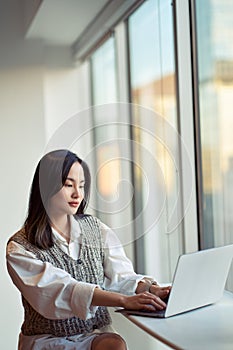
[117, 274, 147, 295]
[70, 282, 99, 320]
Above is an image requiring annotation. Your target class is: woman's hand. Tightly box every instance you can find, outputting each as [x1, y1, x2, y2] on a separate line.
[136, 280, 171, 300]
[149, 285, 171, 300]
[122, 291, 167, 311]
[91, 286, 169, 312]
[92, 288, 166, 311]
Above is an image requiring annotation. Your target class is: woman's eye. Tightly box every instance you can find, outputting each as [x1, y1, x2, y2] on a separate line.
[65, 184, 73, 187]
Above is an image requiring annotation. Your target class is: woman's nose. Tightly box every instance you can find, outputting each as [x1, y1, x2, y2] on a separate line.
[72, 187, 80, 197]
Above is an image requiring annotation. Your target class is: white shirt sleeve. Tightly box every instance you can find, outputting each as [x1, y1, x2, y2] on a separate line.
[6, 241, 98, 321]
[100, 222, 145, 294]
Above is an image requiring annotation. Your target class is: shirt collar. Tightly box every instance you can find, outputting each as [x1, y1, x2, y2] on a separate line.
[52, 215, 81, 244]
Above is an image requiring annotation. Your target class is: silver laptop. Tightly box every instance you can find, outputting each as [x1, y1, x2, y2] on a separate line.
[116, 244, 233, 318]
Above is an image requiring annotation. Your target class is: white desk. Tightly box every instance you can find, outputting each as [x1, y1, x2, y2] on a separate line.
[120, 291, 233, 350]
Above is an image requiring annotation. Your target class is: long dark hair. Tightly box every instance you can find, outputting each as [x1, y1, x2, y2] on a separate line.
[24, 149, 91, 249]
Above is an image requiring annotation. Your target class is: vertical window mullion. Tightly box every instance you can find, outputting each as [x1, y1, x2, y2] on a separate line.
[173, 0, 199, 253]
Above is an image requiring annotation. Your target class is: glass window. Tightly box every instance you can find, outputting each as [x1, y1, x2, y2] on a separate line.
[128, 0, 182, 280]
[195, 0, 233, 290]
[90, 37, 134, 258]
[91, 37, 117, 105]
[91, 37, 119, 223]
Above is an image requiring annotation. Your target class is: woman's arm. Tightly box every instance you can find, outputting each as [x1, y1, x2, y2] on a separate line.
[6, 241, 98, 320]
[92, 287, 167, 311]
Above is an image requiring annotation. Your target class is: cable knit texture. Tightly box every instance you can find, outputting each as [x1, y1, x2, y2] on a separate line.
[10, 215, 112, 337]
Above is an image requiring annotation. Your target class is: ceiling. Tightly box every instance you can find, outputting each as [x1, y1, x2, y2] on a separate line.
[25, 0, 110, 46]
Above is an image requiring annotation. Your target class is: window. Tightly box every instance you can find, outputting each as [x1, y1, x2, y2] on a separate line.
[195, 0, 233, 248]
[90, 37, 134, 260]
[195, 0, 233, 290]
[91, 37, 119, 224]
[128, 0, 182, 279]
[87, 0, 197, 280]
[91, 37, 117, 105]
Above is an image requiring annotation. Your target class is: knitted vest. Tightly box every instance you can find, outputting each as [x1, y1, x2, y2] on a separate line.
[10, 215, 112, 337]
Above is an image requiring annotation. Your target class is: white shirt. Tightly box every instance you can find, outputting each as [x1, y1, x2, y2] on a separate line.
[6, 216, 145, 326]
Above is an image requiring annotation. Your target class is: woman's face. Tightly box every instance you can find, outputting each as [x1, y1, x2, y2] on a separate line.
[48, 161, 85, 217]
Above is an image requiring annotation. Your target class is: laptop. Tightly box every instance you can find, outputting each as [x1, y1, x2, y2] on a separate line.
[116, 244, 233, 318]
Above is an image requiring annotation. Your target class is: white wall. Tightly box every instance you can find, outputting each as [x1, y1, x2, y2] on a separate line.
[43, 48, 91, 148]
[0, 1, 45, 348]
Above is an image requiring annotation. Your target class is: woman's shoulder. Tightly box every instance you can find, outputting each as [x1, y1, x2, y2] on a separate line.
[6, 229, 30, 256]
[7, 228, 26, 245]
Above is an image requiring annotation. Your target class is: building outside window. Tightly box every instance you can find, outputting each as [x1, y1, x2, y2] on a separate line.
[195, 0, 233, 290]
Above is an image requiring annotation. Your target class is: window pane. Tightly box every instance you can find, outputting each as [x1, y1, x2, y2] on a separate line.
[91, 38, 134, 255]
[91, 38, 119, 223]
[128, 0, 182, 280]
[91, 37, 117, 105]
[196, 0, 233, 289]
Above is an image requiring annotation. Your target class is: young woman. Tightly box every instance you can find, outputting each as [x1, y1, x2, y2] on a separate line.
[6, 149, 170, 350]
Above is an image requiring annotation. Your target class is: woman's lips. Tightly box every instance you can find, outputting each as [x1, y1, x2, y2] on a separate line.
[68, 202, 79, 207]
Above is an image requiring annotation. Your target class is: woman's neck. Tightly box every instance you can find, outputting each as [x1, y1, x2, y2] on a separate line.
[50, 214, 71, 242]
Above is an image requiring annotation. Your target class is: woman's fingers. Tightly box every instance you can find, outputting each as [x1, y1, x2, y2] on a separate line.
[124, 292, 167, 311]
[150, 285, 171, 299]
[140, 292, 166, 309]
